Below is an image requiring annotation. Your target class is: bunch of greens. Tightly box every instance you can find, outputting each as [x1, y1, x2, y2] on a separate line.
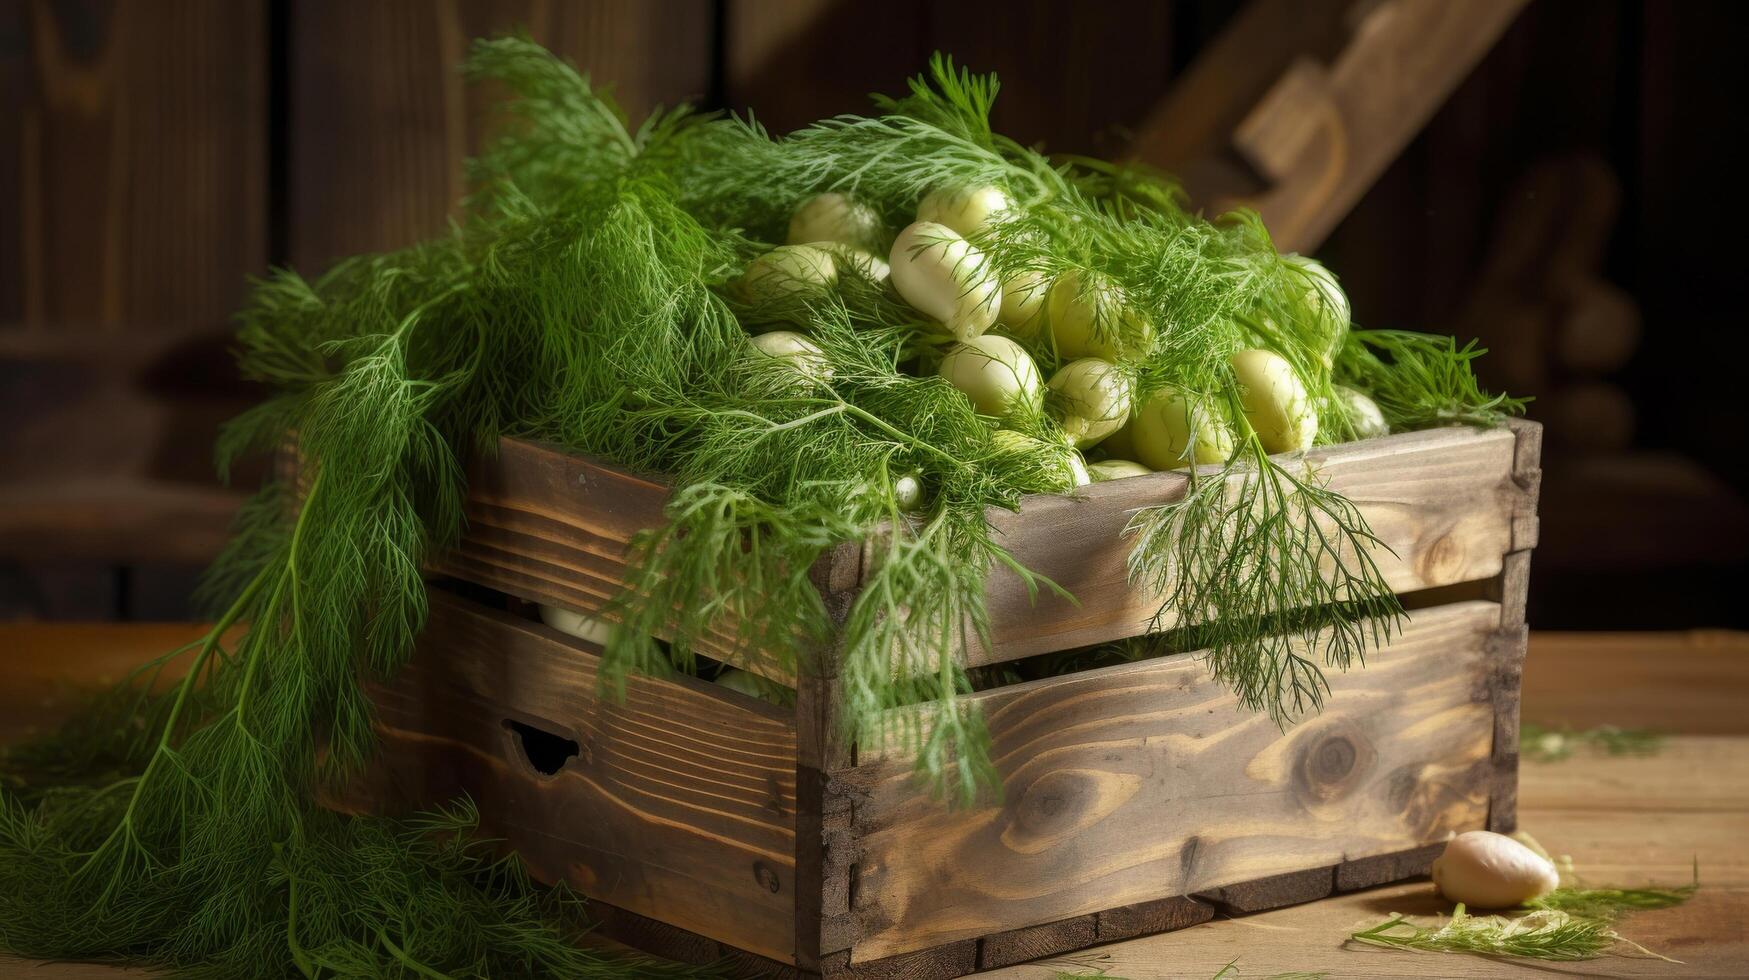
[1, 37, 1518, 977]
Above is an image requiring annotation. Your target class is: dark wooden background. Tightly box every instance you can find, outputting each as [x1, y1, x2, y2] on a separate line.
[4, 0, 1746, 628]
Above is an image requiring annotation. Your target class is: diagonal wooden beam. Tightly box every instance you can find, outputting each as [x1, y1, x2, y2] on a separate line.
[1131, 0, 1528, 254]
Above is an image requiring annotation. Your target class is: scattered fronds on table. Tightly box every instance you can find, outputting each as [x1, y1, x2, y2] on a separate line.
[1533, 860, 1699, 920]
[1521, 722, 1665, 762]
[1210, 958, 1330, 979]
[1350, 859, 1697, 964]
[1348, 905, 1619, 961]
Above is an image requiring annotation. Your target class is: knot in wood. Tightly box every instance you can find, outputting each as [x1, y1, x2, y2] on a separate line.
[1415, 530, 1465, 585]
[1292, 719, 1375, 806]
[752, 860, 781, 894]
[1001, 768, 1141, 855]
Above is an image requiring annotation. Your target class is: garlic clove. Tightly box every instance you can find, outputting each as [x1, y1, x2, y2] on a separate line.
[1431, 830, 1561, 909]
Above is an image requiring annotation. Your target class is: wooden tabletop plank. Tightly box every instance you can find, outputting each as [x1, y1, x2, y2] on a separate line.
[3, 624, 1746, 977]
[1521, 630, 1749, 735]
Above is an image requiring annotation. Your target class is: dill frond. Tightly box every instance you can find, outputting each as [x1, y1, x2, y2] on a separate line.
[1348, 905, 1618, 961]
[1126, 438, 1404, 726]
[1338, 329, 1527, 430]
[1521, 722, 1665, 762]
[1532, 860, 1699, 919]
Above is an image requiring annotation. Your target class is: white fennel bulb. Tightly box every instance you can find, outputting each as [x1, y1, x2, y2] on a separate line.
[1335, 385, 1389, 440]
[538, 604, 615, 646]
[938, 334, 1043, 419]
[997, 270, 1049, 338]
[1231, 348, 1317, 453]
[1087, 459, 1152, 482]
[787, 192, 887, 253]
[1046, 358, 1132, 447]
[892, 472, 924, 512]
[916, 184, 1012, 237]
[1096, 416, 1138, 458]
[889, 221, 999, 341]
[1131, 387, 1235, 471]
[816, 242, 890, 283]
[1045, 269, 1152, 360]
[1285, 254, 1350, 365]
[749, 330, 832, 385]
[736, 244, 837, 305]
[991, 430, 1091, 491]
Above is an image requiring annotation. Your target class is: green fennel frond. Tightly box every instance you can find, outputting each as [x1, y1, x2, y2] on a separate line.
[1349, 905, 1619, 960]
[1125, 438, 1403, 725]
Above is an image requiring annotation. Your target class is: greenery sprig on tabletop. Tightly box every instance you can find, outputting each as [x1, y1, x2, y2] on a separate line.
[1521, 722, 1664, 762]
[1, 37, 1520, 976]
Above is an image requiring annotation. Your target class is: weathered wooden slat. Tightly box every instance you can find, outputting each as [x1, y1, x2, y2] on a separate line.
[427, 437, 795, 681]
[833, 600, 1503, 961]
[973, 424, 1526, 666]
[975, 914, 1097, 970]
[449, 426, 1529, 677]
[1093, 894, 1214, 943]
[797, 545, 864, 973]
[339, 592, 800, 963]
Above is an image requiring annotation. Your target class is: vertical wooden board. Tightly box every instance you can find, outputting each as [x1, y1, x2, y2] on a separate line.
[924, 1, 1173, 159]
[344, 592, 800, 962]
[1, 1, 264, 568]
[290, 0, 713, 269]
[724, 0, 1175, 165]
[835, 600, 1503, 961]
[976, 425, 1524, 665]
[724, 0, 931, 136]
[4, 0, 266, 325]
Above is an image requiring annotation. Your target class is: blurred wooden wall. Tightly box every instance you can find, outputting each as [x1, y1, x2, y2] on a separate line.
[0, 0, 1182, 618]
[4, 0, 1746, 624]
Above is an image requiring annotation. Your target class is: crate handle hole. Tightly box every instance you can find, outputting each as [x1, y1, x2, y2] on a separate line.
[503, 719, 579, 777]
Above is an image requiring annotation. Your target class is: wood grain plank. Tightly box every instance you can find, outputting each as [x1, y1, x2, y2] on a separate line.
[978, 733, 1749, 979]
[452, 426, 1532, 676]
[976, 424, 1528, 666]
[976, 914, 1097, 970]
[837, 600, 1504, 961]
[798, 544, 864, 971]
[1094, 895, 1215, 944]
[1523, 631, 1749, 736]
[290, 0, 712, 270]
[6, 0, 266, 325]
[426, 437, 796, 681]
[2, 0, 265, 562]
[7, 627, 1744, 980]
[337, 592, 800, 963]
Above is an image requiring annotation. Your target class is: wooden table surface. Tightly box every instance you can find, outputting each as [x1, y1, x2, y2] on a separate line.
[3, 624, 1746, 979]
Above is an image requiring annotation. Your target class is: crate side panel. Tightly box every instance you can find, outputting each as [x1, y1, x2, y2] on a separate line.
[976, 425, 1522, 666]
[427, 437, 792, 682]
[839, 600, 1501, 961]
[341, 593, 799, 962]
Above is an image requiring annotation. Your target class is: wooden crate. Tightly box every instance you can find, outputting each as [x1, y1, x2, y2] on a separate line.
[339, 420, 1541, 978]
